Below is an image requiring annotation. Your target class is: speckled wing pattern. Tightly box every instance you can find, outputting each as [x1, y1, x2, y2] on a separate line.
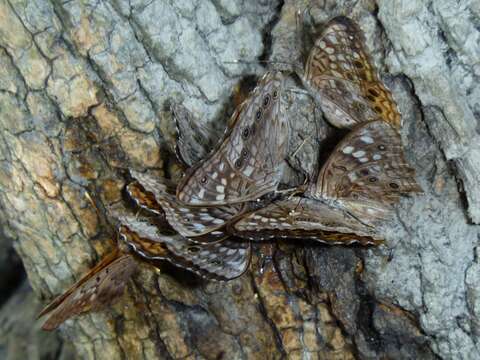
[117, 213, 251, 281]
[38, 251, 137, 331]
[176, 71, 288, 206]
[302, 16, 401, 129]
[307, 120, 421, 225]
[232, 196, 381, 245]
[128, 170, 241, 242]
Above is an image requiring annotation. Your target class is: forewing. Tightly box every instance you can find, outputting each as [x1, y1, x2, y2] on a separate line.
[176, 71, 288, 205]
[118, 214, 251, 281]
[232, 197, 381, 245]
[302, 16, 401, 129]
[129, 170, 241, 240]
[39, 251, 137, 331]
[172, 103, 214, 167]
[308, 120, 421, 225]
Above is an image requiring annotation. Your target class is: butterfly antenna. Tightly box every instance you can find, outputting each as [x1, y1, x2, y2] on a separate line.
[290, 135, 312, 159]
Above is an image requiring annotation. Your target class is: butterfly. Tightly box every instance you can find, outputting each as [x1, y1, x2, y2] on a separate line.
[38, 249, 138, 331]
[301, 16, 401, 129]
[231, 196, 381, 245]
[127, 170, 242, 242]
[305, 119, 421, 225]
[115, 211, 251, 281]
[231, 119, 420, 241]
[172, 103, 214, 168]
[176, 71, 289, 206]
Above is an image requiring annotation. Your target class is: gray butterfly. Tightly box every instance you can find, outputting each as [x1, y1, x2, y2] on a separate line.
[116, 212, 251, 281]
[232, 196, 381, 245]
[232, 120, 420, 240]
[306, 120, 421, 225]
[176, 71, 288, 205]
[127, 170, 241, 242]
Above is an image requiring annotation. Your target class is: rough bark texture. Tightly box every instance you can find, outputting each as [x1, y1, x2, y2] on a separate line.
[0, 0, 479, 359]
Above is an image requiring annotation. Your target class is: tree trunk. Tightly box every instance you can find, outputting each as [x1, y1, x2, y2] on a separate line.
[1, 0, 479, 359]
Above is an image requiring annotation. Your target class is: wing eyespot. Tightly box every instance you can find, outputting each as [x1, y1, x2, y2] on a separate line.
[346, 73, 355, 81]
[389, 182, 399, 189]
[368, 176, 378, 183]
[368, 88, 380, 97]
[255, 110, 262, 120]
[234, 158, 243, 169]
[200, 176, 208, 184]
[353, 60, 364, 69]
[242, 127, 250, 139]
[377, 144, 386, 151]
[263, 94, 271, 107]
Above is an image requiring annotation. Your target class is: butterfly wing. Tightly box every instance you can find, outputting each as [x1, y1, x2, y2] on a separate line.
[176, 71, 288, 205]
[232, 197, 381, 245]
[38, 251, 137, 331]
[128, 170, 240, 241]
[172, 103, 214, 167]
[302, 16, 400, 129]
[307, 120, 421, 225]
[118, 214, 251, 281]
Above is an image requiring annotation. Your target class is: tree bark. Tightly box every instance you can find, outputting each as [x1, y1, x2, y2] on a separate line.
[0, 0, 479, 359]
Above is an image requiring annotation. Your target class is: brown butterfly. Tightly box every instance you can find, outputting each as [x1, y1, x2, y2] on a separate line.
[231, 120, 420, 241]
[116, 212, 251, 281]
[231, 196, 381, 245]
[306, 120, 421, 225]
[176, 71, 289, 206]
[127, 170, 241, 242]
[301, 16, 401, 129]
[38, 249, 137, 331]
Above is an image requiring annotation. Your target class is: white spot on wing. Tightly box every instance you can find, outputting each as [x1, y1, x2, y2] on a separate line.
[360, 136, 374, 144]
[373, 154, 382, 160]
[342, 146, 354, 154]
[243, 165, 254, 177]
[353, 150, 366, 158]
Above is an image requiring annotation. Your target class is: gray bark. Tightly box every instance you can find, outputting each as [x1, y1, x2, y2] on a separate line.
[0, 0, 479, 359]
